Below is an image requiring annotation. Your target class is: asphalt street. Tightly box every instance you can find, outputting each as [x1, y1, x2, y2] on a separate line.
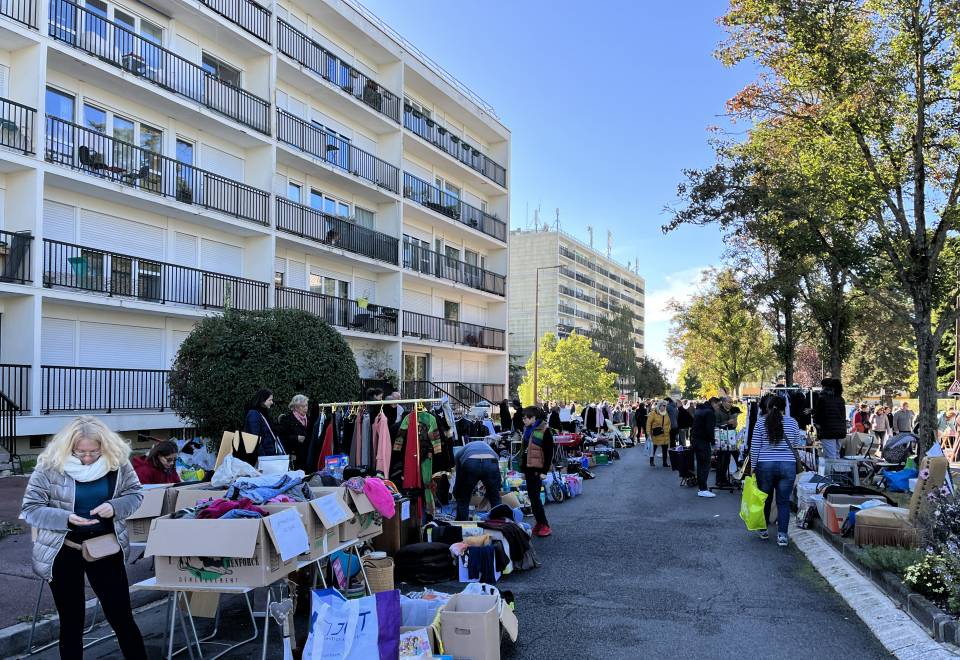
[31, 444, 892, 659]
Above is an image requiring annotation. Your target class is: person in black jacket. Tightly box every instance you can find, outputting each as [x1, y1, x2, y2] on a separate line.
[511, 399, 524, 436]
[499, 399, 512, 432]
[691, 398, 720, 498]
[278, 394, 311, 470]
[813, 378, 847, 459]
[243, 389, 283, 459]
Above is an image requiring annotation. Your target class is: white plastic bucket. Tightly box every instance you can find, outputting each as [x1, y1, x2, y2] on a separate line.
[257, 455, 291, 475]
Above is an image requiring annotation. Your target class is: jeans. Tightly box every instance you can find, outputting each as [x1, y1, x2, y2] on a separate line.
[524, 470, 549, 526]
[455, 458, 502, 520]
[693, 438, 713, 491]
[50, 545, 147, 660]
[821, 439, 840, 460]
[756, 461, 798, 537]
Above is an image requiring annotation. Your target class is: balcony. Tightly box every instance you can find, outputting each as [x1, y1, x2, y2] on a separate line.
[558, 285, 576, 298]
[0, 0, 36, 28]
[277, 109, 399, 193]
[402, 380, 504, 407]
[43, 238, 269, 311]
[402, 238, 505, 296]
[199, 0, 271, 44]
[41, 365, 169, 414]
[403, 173, 506, 242]
[0, 229, 32, 284]
[0, 97, 34, 154]
[402, 310, 505, 350]
[46, 117, 270, 226]
[48, 0, 270, 134]
[276, 19, 400, 124]
[275, 198, 398, 265]
[558, 304, 575, 316]
[0, 364, 29, 414]
[276, 286, 398, 336]
[403, 105, 506, 188]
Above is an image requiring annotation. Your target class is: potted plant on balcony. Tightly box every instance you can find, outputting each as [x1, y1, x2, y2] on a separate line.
[462, 143, 472, 153]
[426, 118, 435, 128]
[412, 109, 422, 119]
[472, 148, 480, 157]
[451, 135, 460, 145]
[176, 178, 193, 204]
[437, 126, 447, 136]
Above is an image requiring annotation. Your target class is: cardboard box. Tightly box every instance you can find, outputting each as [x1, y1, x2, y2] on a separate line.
[823, 494, 887, 534]
[127, 484, 181, 543]
[145, 507, 308, 588]
[310, 486, 383, 544]
[270, 494, 353, 560]
[173, 488, 229, 510]
[440, 593, 518, 660]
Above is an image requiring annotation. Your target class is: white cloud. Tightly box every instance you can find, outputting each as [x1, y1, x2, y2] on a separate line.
[642, 266, 713, 380]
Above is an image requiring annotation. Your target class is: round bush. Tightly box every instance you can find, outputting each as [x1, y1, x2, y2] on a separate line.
[169, 308, 360, 437]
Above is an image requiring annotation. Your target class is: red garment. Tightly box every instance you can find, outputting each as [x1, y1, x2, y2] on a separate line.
[196, 497, 267, 519]
[402, 410, 422, 489]
[132, 455, 181, 485]
[318, 421, 334, 471]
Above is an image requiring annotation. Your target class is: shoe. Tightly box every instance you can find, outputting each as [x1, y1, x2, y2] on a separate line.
[777, 534, 788, 547]
[758, 530, 769, 540]
[649, 457, 654, 466]
[535, 524, 552, 537]
[697, 490, 716, 498]
[532, 523, 543, 536]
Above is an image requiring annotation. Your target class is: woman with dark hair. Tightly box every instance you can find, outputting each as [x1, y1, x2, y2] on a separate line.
[243, 389, 284, 457]
[548, 405, 562, 431]
[813, 378, 847, 459]
[750, 395, 802, 547]
[132, 441, 180, 484]
[511, 399, 524, 436]
[499, 400, 512, 433]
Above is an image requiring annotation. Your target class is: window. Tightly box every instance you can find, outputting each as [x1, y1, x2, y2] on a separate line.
[287, 182, 302, 202]
[355, 207, 374, 229]
[83, 104, 107, 133]
[274, 271, 284, 287]
[202, 53, 241, 87]
[176, 138, 194, 164]
[175, 138, 194, 200]
[30, 437, 44, 450]
[46, 88, 75, 121]
[444, 301, 459, 322]
[435, 177, 460, 200]
[311, 275, 349, 300]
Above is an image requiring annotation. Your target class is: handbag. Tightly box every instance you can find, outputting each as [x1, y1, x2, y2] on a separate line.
[65, 534, 121, 562]
[651, 426, 664, 436]
[789, 442, 806, 473]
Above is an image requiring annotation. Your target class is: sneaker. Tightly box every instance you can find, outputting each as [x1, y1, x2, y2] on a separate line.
[758, 530, 769, 541]
[777, 534, 788, 547]
[531, 523, 543, 536]
[697, 490, 716, 498]
[535, 524, 552, 537]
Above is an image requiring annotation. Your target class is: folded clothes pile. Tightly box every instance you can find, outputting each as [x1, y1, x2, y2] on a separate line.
[225, 471, 312, 504]
[172, 497, 268, 520]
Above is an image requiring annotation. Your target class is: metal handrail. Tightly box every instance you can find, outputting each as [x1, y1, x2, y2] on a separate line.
[402, 310, 505, 350]
[41, 365, 170, 414]
[402, 237, 505, 296]
[199, 0, 271, 44]
[0, 96, 35, 154]
[402, 172, 506, 242]
[275, 197, 399, 265]
[275, 286, 398, 336]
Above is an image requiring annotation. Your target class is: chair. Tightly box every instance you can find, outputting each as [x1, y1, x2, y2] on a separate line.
[349, 313, 370, 331]
[854, 456, 949, 548]
[78, 145, 107, 171]
[120, 164, 149, 184]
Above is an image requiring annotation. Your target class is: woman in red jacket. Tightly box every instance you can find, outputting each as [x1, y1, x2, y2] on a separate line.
[132, 441, 181, 484]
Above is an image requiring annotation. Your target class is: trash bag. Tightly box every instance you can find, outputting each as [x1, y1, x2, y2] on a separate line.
[739, 475, 768, 531]
[210, 454, 261, 487]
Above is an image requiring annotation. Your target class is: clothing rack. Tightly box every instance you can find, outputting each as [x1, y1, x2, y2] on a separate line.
[319, 397, 443, 407]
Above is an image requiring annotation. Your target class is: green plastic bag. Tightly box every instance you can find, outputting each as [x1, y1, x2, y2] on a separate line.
[740, 475, 769, 531]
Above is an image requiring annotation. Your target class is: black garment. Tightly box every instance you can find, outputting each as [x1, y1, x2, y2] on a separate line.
[383, 404, 399, 429]
[691, 402, 717, 443]
[787, 392, 809, 428]
[512, 410, 524, 435]
[548, 410, 562, 431]
[649, 444, 668, 466]
[467, 545, 497, 584]
[584, 406, 598, 432]
[277, 413, 311, 470]
[338, 414, 355, 456]
[677, 406, 693, 430]
[693, 438, 713, 491]
[499, 402, 512, 432]
[524, 470, 548, 526]
[813, 392, 847, 439]
[50, 545, 146, 660]
[634, 408, 647, 436]
[479, 519, 532, 565]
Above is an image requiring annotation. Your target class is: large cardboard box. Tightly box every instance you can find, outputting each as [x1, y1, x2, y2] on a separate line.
[823, 494, 887, 534]
[310, 486, 383, 544]
[269, 494, 353, 560]
[144, 506, 308, 588]
[440, 593, 516, 660]
[173, 488, 229, 510]
[127, 484, 181, 543]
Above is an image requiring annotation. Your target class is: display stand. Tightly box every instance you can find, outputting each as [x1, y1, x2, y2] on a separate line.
[710, 449, 740, 493]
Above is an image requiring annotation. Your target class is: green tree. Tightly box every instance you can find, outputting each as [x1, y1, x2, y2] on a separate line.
[634, 357, 670, 398]
[719, 0, 960, 454]
[677, 363, 703, 399]
[591, 305, 641, 390]
[668, 269, 776, 396]
[169, 308, 360, 437]
[843, 297, 914, 400]
[518, 333, 617, 406]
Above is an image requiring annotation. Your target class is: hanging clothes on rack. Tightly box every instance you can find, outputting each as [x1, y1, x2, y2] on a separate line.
[372, 410, 392, 477]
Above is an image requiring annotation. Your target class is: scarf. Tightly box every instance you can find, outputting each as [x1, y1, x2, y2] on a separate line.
[293, 410, 308, 427]
[63, 455, 110, 482]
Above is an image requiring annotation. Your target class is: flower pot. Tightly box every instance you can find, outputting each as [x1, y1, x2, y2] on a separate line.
[404, 103, 412, 113]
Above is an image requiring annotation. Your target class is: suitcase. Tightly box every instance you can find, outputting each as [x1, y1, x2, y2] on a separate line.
[669, 446, 695, 479]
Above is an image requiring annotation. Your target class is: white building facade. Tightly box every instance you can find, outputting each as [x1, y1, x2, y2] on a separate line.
[508, 228, 644, 388]
[0, 0, 509, 453]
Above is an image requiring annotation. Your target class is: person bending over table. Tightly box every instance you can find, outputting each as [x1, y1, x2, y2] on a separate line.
[453, 440, 502, 520]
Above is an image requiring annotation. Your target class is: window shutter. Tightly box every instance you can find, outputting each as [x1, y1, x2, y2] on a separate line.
[200, 238, 242, 276]
[78, 322, 163, 369]
[79, 209, 165, 260]
[41, 318, 76, 365]
[287, 259, 306, 289]
[43, 200, 76, 243]
[174, 232, 198, 268]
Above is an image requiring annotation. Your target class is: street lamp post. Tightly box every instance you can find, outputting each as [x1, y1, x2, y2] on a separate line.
[533, 265, 562, 407]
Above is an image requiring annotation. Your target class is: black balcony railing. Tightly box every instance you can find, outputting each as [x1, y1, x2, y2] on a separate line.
[402, 310, 505, 350]
[0, 230, 32, 284]
[275, 198, 398, 265]
[46, 117, 270, 226]
[0, 96, 35, 154]
[276, 286, 398, 336]
[402, 238, 505, 296]
[0, 0, 36, 27]
[403, 107, 506, 188]
[199, 0, 271, 44]
[0, 364, 29, 414]
[43, 238, 269, 310]
[41, 366, 170, 413]
[48, 0, 270, 133]
[277, 19, 400, 123]
[277, 109, 399, 193]
[403, 173, 506, 242]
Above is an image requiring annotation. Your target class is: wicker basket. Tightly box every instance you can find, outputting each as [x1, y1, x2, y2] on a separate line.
[362, 555, 395, 593]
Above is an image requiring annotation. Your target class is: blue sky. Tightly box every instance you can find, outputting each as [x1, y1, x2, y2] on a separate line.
[361, 0, 758, 377]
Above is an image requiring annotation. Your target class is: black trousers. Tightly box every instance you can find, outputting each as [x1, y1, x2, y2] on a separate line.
[692, 439, 713, 492]
[524, 470, 549, 526]
[650, 444, 668, 465]
[49, 544, 147, 660]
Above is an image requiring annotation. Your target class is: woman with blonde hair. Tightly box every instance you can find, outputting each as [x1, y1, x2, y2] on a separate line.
[20, 416, 146, 659]
[278, 393, 310, 470]
[646, 400, 672, 467]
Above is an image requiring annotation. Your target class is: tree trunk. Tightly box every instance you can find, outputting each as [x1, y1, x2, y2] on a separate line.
[783, 302, 795, 385]
[829, 318, 842, 378]
[916, 326, 939, 457]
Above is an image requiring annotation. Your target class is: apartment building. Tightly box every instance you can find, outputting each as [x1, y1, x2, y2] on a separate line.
[0, 0, 509, 456]
[508, 228, 644, 388]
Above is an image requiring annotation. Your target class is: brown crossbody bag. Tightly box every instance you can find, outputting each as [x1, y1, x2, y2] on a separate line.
[64, 534, 121, 562]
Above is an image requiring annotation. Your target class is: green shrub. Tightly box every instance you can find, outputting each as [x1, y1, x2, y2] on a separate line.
[169, 308, 360, 437]
[859, 546, 926, 577]
[903, 554, 952, 605]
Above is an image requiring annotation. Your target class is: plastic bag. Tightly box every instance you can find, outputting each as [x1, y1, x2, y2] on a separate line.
[211, 454, 260, 487]
[303, 588, 400, 660]
[739, 475, 768, 531]
[189, 444, 216, 470]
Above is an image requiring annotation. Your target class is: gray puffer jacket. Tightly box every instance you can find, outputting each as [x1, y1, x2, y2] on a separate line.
[20, 461, 142, 580]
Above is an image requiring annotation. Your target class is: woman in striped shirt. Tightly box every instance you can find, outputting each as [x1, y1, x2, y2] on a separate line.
[750, 395, 802, 547]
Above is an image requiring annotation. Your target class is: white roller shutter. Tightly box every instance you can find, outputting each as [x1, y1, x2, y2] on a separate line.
[0, 65, 8, 97]
[404, 290, 431, 314]
[287, 259, 306, 290]
[353, 131, 376, 156]
[201, 144, 244, 180]
[462, 360, 481, 382]
[405, 160, 432, 183]
[43, 201, 76, 243]
[170, 330, 190, 367]
[354, 277, 376, 301]
[274, 257, 286, 274]
[41, 317, 76, 365]
[78, 322, 163, 369]
[200, 238, 242, 276]
[174, 232, 198, 268]
[462, 303, 484, 325]
[175, 35, 200, 63]
[79, 209, 164, 260]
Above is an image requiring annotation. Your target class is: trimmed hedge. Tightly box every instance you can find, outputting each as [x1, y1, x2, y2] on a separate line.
[169, 308, 360, 437]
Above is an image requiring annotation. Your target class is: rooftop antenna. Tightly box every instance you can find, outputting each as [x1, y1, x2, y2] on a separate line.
[532, 206, 540, 231]
[607, 230, 612, 259]
[587, 225, 593, 248]
[555, 208, 560, 231]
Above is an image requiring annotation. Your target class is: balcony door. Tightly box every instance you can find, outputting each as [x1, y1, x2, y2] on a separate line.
[403, 353, 429, 393]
